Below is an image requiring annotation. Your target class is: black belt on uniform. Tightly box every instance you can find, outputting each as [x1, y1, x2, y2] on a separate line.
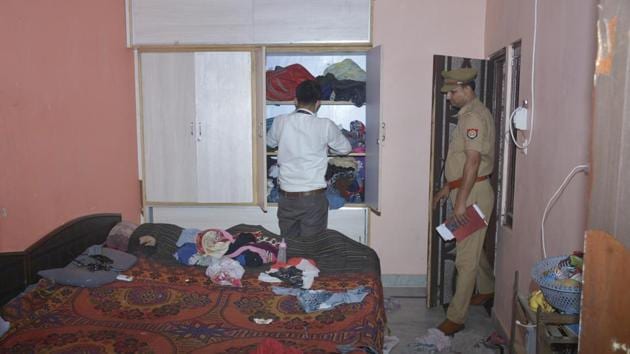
[279, 188, 326, 197]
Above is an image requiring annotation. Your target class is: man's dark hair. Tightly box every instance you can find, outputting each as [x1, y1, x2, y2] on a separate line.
[462, 80, 476, 92]
[295, 80, 321, 104]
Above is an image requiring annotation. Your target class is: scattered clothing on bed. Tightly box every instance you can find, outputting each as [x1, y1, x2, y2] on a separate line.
[258, 272, 283, 283]
[225, 232, 278, 267]
[196, 228, 235, 258]
[268, 266, 304, 287]
[412, 328, 452, 352]
[174, 243, 200, 265]
[187, 253, 215, 266]
[176, 228, 201, 247]
[2, 252, 385, 353]
[225, 244, 276, 266]
[267, 258, 319, 289]
[205, 256, 245, 287]
[272, 286, 369, 313]
[0, 316, 10, 338]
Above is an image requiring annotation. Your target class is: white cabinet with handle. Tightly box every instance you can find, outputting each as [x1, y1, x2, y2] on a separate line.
[141, 51, 254, 204]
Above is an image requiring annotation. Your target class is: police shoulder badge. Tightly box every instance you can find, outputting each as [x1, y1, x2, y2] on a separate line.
[466, 128, 479, 139]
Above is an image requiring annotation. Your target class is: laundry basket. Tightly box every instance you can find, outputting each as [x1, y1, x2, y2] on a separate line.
[531, 256, 581, 314]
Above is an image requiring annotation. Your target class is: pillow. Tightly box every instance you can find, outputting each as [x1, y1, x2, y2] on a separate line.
[38, 267, 118, 288]
[105, 221, 139, 251]
[84, 245, 137, 271]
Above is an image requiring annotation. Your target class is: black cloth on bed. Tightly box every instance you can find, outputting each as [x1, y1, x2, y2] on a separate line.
[128, 223, 183, 263]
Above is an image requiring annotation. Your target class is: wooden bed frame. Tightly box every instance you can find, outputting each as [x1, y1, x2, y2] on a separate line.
[0, 213, 121, 305]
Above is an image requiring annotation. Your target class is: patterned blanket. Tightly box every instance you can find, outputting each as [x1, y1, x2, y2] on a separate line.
[0, 257, 385, 353]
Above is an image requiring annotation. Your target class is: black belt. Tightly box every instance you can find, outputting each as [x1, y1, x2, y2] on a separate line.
[280, 188, 326, 197]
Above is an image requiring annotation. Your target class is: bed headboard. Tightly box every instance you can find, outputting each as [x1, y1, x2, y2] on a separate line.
[0, 213, 121, 306]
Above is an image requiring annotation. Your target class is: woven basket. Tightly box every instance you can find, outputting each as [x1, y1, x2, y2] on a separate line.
[531, 256, 581, 314]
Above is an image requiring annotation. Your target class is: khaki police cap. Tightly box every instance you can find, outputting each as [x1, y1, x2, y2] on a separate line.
[440, 68, 478, 93]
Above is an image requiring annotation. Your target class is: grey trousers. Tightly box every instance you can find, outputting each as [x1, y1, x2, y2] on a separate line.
[277, 192, 328, 237]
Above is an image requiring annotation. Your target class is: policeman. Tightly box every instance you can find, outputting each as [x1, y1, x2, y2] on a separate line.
[432, 67, 496, 335]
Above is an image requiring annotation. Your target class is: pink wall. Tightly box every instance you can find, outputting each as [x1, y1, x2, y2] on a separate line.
[371, 0, 596, 333]
[485, 0, 596, 330]
[370, 0, 486, 277]
[0, 0, 140, 251]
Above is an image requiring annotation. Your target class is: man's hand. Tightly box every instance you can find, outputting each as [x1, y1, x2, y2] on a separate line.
[452, 200, 469, 226]
[432, 185, 450, 209]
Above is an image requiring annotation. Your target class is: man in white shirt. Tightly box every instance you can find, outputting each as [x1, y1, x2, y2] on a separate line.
[267, 80, 351, 237]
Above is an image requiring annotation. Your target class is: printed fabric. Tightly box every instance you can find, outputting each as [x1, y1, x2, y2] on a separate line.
[272, 286, 370, 313]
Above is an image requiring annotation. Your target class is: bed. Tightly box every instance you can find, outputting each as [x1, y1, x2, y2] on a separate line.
[0, 213, 385, 353]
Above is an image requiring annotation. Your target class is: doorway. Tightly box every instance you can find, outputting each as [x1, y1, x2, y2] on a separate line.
[427, 51, 508, 308]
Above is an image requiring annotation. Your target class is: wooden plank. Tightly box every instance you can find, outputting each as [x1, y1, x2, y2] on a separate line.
[589, 0, 630, 248]
[580, 230, 630, 352]
[253, 0, 370, 44]
[131, 0, 255, 46]
[129, 0, 371, 46]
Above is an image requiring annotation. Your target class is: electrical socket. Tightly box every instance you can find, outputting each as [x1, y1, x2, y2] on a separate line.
[0, 208, 7, 218]
[513, 107, 529, 130]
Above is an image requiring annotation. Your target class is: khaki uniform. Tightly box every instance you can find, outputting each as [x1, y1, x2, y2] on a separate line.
[444, 97, 495, 324]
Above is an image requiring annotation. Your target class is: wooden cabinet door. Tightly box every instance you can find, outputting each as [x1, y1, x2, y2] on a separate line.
[141, 51, 255, 204]
[141, 52, 198, 202]
[194, 51, 254, 203]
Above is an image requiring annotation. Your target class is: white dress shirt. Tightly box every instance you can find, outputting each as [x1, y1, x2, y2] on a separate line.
[267, 108, 351, 192]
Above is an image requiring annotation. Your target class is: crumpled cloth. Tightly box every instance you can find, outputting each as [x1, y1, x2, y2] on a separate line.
[0, 316, 9, 338]
[205, 256, 244, 287]
[413, 328, 452, 352]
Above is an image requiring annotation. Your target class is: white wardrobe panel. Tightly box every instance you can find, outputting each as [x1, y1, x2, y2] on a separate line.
[194, 52, 253, 203]
[365, 46, 382, 212]
[253, 0, 371, 44]
[142, 53, 198, 202]
[130, 0, 254, 45]
[128, 0, 370, 46]
[150, 206, 368, 244]
[254, 47, 268, 211]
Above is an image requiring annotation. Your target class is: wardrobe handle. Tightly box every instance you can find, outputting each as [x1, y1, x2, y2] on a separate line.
[378, 122, 386, 145]
[257, 121, 263, 138]
[190, 122, 195, 136]
[198, 122, 202, 141]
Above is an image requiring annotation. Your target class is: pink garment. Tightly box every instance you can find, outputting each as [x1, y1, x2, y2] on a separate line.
[225, 245, 276, 264]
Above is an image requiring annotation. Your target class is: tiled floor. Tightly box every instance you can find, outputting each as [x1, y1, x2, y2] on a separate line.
[383, 287, 503, 354]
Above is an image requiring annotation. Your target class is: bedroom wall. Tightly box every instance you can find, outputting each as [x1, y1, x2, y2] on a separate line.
[370, 1, 487, 280]
[484, 0, 596, 331]
[0, 0, 139, 251]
